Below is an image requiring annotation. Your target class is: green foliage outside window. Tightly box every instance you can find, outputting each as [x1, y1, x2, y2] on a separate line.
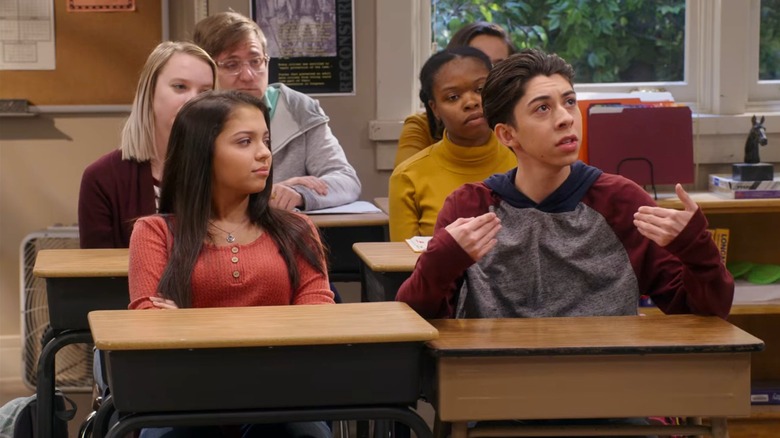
[432, 0, 685, 83]
[760, 0, 780, 80]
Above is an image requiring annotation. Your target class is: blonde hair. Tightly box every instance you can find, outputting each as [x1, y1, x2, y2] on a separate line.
[193, 11, 268, 59]
[120, 41, 216, 161]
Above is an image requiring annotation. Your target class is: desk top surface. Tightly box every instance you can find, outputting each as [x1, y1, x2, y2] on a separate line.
[33, 212, 388, 278]
[374, 197, 390, 214]
[34, 248, 129, 277]
[656, 192, 780, 213]
[352, 242, 419, 271]
[89, 301, 438, 350]
[372, 193, 780, 217]
[308, 212, 388, 227]
[427, 315, 764, 356]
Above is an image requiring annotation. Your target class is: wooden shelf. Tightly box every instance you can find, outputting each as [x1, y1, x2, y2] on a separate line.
[751, 404, 780, 416]
[650, 194, 780, 435]
[656, 192, 780, 214]
[639, 303, 780, 316]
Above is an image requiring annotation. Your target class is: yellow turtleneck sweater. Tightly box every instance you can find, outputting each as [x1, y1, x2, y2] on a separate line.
[388, 131, 516, 241]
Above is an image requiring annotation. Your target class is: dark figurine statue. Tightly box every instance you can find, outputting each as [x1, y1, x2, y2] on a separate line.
[744, 115, 768, 164]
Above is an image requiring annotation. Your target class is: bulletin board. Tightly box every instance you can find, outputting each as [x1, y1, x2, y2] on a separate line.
[0, 0, 163, 106]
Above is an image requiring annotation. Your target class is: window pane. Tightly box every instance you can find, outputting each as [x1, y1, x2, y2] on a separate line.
[431, 0, 685, 84]
[760, 0, 780, 80]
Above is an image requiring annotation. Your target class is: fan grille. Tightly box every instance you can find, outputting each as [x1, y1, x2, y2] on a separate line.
[20, 228, 93, 392]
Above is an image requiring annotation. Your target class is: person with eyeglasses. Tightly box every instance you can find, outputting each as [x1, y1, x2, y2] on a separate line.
[193, 11, 361, 212]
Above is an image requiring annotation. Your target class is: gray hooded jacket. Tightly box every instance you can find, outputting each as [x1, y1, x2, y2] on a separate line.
[269, 83, 361, 211]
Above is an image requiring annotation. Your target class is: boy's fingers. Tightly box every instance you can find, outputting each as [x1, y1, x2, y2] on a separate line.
[473, 211, 498, 224]
[636, 206, 673, 218]
[475, 238, 498, 259]
[465, 214, 500, 237]
[675, 183, 698, 212]
[476, 223, 501, 248]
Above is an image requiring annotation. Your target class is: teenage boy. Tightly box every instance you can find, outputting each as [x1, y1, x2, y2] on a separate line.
[396, 49, 733, 320]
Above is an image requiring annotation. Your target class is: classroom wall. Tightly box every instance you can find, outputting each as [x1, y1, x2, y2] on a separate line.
[0, 115, 126, 381]
[0, 0, 384, 381]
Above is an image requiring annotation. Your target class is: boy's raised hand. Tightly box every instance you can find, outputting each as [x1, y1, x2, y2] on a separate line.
[444, 212, 501, 261]
[633, 183, 698, 247]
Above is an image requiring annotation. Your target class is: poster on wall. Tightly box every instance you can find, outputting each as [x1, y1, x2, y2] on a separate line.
[252, 0, 355, 95]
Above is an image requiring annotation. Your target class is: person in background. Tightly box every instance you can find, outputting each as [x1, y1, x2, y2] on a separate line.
[394, 22, 516, 167]
[193, 11, 361, 211]
[396, 48, 733, 322]
[129, 90, 333, 437]
[78, 41, 215, 248]
[388, 47, 516, 241]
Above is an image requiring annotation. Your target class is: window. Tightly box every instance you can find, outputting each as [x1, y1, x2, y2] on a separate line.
[759, 0, 780, 81]
[750, 0, 780, 103]
[430, 0, 780, 111]
[372, 0, 778, 170]
[432, 0, 685, 84]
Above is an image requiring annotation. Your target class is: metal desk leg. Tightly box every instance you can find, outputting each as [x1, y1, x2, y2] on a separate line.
[373, 420, 391, 437]
[393, 421, 411, 438]
[357, 420, 370, 438]
[92, 395, 116, 438]
[36, 330, 93, 438]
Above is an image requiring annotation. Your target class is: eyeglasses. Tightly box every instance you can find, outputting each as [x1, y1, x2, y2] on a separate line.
[216, 55, 270, 76]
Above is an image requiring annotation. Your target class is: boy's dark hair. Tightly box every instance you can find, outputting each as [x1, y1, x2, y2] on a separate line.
[482, 48, 575, 129]
[419, 47, 492, 140]
[446, 21, 517, 55]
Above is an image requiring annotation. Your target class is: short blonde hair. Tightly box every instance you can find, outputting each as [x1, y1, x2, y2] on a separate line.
[120, 41, 216, 161]
[193, 11, 268, 59]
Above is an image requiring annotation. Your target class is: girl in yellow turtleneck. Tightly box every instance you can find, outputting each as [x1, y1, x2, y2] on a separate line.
[389, 47, 516, 241]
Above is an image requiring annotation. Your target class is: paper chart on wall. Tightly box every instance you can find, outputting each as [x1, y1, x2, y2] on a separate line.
[0, 0, 55, 70]
[253, 0, 355, 95]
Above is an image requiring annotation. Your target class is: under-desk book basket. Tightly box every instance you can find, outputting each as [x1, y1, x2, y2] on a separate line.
[19, 226, 92, 392]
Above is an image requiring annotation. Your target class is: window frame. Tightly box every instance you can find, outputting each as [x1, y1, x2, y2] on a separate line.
[371, 0, 780, 170]
[422, 0, 780, 113]
[748, 0, 780, 104]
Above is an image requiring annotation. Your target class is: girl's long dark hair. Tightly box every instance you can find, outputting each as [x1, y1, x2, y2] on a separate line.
[419, 47, 492, 141]
[156, 90, 326, 308]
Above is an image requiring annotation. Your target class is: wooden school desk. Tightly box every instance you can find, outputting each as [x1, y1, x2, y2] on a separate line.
[426, 315, 764, 438]
[353, 242, 418, 301]
[88, 302, 438, 438]
[309, 211, 389, 282]
[31, 210, 387, 436]
[32, 248, 130, 438]
[374, 196, 390, 214]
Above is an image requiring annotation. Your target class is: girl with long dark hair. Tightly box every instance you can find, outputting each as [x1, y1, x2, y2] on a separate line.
[127, 90, 333, 437]
[129, 90, 333, 310]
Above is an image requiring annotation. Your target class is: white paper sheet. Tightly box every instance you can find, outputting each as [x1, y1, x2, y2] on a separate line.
[305, 201, 383, 215]
[0, 0, 55, 70]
